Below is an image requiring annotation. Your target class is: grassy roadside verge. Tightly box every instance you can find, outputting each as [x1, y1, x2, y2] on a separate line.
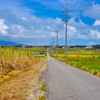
[51, 49, 100, 77]
[28, 65, 47, 100]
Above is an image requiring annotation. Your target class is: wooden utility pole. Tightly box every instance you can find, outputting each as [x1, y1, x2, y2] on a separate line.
[60, 8, 69, 58]
[52, 37, 55, 54]
[55, 30, 58, 57]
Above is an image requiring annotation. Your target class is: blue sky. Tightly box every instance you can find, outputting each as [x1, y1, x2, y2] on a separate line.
[0, 0, 100, 45]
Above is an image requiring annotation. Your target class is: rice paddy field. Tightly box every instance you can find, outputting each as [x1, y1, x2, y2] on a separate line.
[50, 48, 100, 76]
[0, 47, 47, 100]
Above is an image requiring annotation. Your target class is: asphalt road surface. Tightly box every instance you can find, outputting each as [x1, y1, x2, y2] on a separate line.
[46, 56, 100, 100]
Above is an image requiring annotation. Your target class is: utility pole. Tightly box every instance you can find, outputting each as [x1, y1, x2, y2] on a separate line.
[60, 8, 69, 58]
[55, 30, 59, 57]
[52, 37, 55, 54]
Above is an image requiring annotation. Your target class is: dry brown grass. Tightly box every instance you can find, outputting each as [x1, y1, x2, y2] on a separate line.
[0, 59, 46, 100]
[0, 47, 39, 78]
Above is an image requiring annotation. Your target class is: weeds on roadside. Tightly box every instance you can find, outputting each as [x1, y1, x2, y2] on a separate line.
[51, 49, 100, 76]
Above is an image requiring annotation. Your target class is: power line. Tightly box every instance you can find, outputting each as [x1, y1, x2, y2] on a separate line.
[80, 1, 92, 13]
[70, 0, 86, 17]
[70, 0, 80, 11]
[67, 0, 74, 9]
[68, 0, 81, 17]
[70, 0, 92, 19]
[79, 2, 89, 12]
[76, 1, 92, 18]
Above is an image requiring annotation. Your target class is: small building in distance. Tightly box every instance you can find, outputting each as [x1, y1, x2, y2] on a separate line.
[86, 46, 93, 49]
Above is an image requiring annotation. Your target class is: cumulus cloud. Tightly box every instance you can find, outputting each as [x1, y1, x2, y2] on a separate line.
[90, 29, 100, 39]
[51, 32, 56, 37]
[0, 14, 90, 44]
[4, 15, 88, 41]
[0, 10, 95, 45]
[67, 25, 87, 39]
[67, 18, 90, 39]
[0, 19, 8, 35]
[89, 42, 95, 45]
[68, 25, 76, 32]
[84, 3, 100, 20]
[9, 24, 26, 38]
[5, 17, 64, 40]
[94, 20, 100, 26]
[0, 0, 99, 45]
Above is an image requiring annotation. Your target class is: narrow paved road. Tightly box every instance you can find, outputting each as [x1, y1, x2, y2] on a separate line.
[46, 56, 100, 100]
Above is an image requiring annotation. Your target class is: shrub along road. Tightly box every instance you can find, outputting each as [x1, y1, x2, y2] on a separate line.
[46, 56, 100, 100]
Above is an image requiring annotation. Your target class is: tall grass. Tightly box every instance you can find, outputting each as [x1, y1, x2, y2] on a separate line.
[0, 47, 46, 100]
[0, 47, 39, 78]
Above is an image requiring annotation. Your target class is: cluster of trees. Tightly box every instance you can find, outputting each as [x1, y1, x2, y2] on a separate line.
[92, 45, 100, 49]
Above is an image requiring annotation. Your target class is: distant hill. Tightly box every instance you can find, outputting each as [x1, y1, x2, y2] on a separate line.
[0, 40, 24, 46]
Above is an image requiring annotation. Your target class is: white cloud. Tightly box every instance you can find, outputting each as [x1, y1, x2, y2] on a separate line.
[0, 19, 8, 35]
[94, 20, 100, 26]
[89, 42, 95, 45]
[67, 25, 87, 39]
[47, 26, 52, 29]
[0, 15, 96, 45]
[67, 18, 89, 39]
[0, 0, 99, 45]
[55, 18, 62, 25]
[21, 17, 27, 20]
[51, 32, 56, 37]
[6, 16, 88, 41]
[90, 29, 100, 39]
[84, 3, 100, 20]
[9, 24, 26, 38]
[76, 33, 87, 39]
[68, 25, 76, 32]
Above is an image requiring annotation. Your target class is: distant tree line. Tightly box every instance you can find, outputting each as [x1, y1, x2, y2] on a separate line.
[0, 45, 100, 49]
[92, 45, 100, 49]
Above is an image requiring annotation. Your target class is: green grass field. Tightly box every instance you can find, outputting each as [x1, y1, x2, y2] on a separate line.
[51, 48, 100, 76]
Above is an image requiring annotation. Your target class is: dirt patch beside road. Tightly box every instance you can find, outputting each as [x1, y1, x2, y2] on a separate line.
[28, 65, 47, 100]
[0, 59, 46, 100]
